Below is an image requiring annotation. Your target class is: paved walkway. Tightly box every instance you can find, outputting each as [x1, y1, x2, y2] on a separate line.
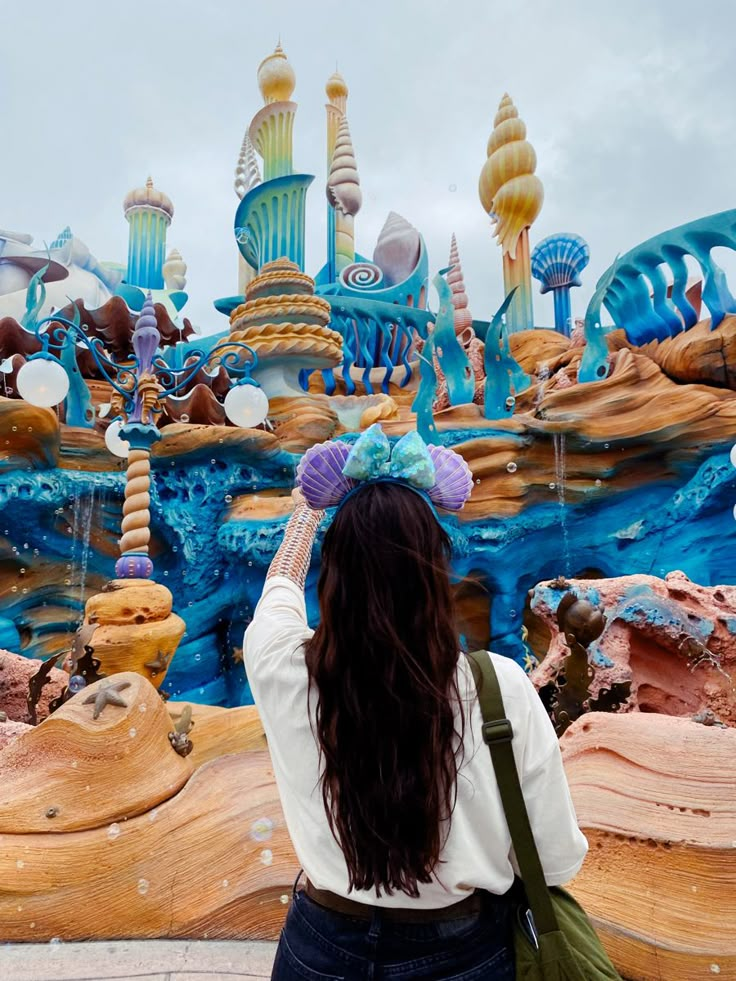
[0, 940, 278, 981]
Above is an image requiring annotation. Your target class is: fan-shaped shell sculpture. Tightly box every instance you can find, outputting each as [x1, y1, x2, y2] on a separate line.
[297, 440, 356, 509]
[531, 234, 590, 293]
[478, 95, 543, 259]
[427, 444, 474, 511]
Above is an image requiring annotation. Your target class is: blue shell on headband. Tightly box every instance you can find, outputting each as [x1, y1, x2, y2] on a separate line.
[343, 425, 436, 489]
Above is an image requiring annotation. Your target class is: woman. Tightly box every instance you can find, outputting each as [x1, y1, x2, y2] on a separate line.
[244, 426, 587, 980]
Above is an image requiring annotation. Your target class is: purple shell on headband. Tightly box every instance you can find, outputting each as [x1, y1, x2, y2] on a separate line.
[297, 439, 357, 509]
[426, 444, 474, 511]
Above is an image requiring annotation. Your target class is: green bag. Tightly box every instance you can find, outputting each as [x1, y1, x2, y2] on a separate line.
[467, 651, 621, 981]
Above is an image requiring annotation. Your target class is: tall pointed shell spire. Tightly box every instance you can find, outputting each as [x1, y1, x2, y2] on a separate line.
[478, 94, 543, 259]
[447, 234, 473, 338]
[326, 115, 362, 216]
[234, 133, 262, 200]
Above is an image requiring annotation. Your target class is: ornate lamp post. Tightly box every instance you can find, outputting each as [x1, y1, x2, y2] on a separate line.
[17, 293, 269, 688]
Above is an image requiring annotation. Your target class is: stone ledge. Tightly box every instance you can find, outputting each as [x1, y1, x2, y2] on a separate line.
[0, 939, 278, 981]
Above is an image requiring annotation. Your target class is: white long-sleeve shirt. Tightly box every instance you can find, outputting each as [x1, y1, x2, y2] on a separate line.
[243, 576, 588, 909]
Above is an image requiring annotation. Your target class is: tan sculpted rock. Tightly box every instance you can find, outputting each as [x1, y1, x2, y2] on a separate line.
[563, 712, 736, 980]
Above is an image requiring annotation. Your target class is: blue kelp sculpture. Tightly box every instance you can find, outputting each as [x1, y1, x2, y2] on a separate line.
[59, 307, 94, 428]
[484, 288, 528, 419]
[412, 329, 438, 445]
[20, 263, 48, 332]
[579, 260, 620, 384]
[432, 267, 474, 406]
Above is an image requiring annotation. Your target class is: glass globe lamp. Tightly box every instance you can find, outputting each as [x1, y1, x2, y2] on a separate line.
[104, 418, 131, 458]
[16, 356, 70, 408]
[224, 382, 269, 428]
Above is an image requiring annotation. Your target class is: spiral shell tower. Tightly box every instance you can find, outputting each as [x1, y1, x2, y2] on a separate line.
[478, 94, 544, 333]
[327, 115, 362, 276]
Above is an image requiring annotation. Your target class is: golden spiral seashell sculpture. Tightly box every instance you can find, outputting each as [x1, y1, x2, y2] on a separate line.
[478, 93, 544, 259]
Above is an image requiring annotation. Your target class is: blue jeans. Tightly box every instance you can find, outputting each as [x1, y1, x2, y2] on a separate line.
[271, 878, 515, 980]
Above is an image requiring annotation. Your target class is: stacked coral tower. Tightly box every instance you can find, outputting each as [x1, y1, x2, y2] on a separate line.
[229, 258, 341, 396]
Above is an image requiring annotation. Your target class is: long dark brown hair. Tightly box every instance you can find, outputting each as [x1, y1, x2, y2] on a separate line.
[304, 481, 465, 897]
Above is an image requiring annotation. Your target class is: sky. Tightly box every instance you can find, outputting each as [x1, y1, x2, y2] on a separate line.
[2, 0, 735, 333]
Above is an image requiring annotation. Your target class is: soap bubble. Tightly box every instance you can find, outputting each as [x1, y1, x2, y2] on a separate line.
[731, 444, 736, 469]
[68, 675, 86, 694]
[49, 937, 61, 946]
[506, 462, 518, 474]
[505, 396, 516, 411]
[448, 184, 457, 192]
[180, 413, 190, 423]
[548, 482, 556, 490]
[594, 478, 602, 487]
[107, 823, 121, 840]
[251, 817, 274, 842]
[225, 494, 233, 504]
[137, 878, 149, 896]
[222, 879, 229, 888]
[260, 849, 273, 866]
[280, 894, 289, 905]
[16, 859, 24, 869]
[129, 727, 137, 738]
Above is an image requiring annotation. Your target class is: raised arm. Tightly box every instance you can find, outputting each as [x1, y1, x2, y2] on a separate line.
[266, 489, 325, 589]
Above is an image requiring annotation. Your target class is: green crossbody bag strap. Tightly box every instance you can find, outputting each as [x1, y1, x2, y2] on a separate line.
[467, 650, 559, 938]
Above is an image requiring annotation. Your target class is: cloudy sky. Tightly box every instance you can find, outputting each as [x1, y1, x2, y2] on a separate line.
[3, 0, 735, 332]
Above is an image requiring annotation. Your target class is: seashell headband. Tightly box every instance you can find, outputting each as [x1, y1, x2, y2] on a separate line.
[296, 424, 473, 513]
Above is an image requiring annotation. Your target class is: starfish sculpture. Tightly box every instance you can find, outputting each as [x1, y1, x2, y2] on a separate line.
[144, 651, 170, 677]
[83, 680, 131, 720]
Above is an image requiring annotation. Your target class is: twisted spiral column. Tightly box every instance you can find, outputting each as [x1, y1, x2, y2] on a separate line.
[115, 423, 161, 579]
[120, 448, 151, 555]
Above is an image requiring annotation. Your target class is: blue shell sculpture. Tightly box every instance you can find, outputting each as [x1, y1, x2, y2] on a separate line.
[531, 233, 590, 335]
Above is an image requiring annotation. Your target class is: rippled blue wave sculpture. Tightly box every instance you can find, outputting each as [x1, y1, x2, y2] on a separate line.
[590, 209, 736, 348]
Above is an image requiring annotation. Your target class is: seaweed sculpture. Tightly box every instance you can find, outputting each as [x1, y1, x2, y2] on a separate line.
[431, 267, 474, 406]
[483, 288, 529, 418]
[26, 652, 63, 725]
[578, 259, 620, 384]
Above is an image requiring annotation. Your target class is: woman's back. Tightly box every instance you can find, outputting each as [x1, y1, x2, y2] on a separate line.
[244, 573, 587, 907]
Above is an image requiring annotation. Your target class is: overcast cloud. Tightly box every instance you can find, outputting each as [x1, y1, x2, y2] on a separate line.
[2, 0, 735, 332]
